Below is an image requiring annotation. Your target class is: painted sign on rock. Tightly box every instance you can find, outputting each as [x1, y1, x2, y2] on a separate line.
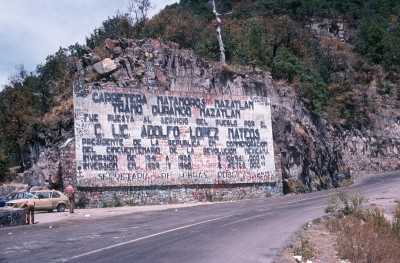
[73, 83, 276, 187]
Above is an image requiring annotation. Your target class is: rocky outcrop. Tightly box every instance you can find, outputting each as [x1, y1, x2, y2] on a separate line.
[308, 17, 350, 42]
[13, 38, 399, 201]
[268, 81, 349, 193]
[13, 114, 74, 191]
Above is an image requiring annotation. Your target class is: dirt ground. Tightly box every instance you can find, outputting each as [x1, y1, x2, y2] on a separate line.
[272, 185, 400, 263]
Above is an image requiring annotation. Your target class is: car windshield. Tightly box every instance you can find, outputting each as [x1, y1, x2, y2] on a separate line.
[26, 193, 36, 199]
[5, 193, 15, 199]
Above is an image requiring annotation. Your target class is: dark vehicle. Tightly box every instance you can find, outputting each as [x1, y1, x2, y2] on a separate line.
[0, 191, 29, 207]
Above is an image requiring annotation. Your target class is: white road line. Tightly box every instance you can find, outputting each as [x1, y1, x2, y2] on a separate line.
[59, 215, 232, 262]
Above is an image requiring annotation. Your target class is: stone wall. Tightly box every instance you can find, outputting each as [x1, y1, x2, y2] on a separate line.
[75, 183, 281, 208]
[0, 209, 26, 227]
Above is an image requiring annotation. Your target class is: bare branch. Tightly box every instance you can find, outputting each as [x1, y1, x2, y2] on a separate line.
[127, 0, 153, 26]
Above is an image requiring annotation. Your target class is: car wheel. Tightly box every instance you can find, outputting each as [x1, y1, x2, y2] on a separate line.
[57, 203, 66, 212]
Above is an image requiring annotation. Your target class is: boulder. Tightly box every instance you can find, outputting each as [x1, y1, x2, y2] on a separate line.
[93, 58, 117, 75]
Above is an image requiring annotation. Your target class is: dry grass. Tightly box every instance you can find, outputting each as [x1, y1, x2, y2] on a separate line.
[330, 211, 400, 262]
[41, 97, 73, 125]
[293, 238, 316, 261]
[326, 199, 400, 263]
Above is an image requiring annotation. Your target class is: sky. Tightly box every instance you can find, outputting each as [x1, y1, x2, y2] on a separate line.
[0, 0, 178, 89]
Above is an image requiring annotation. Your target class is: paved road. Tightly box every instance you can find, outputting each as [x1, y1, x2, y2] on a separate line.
[1, 171, 399, 263]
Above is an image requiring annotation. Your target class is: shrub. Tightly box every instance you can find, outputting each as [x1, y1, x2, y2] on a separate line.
[324, 189, 364, 216]
[76, 193, 90, 209]
[125, 196, 136, 206]
[102, 193, 123, 208]
[272, 48, 302, 83]
[205, 190, 214, 202]
[377, 78, 392, 95]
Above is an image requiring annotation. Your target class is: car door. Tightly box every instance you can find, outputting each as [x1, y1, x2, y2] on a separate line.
[50, 191, 61, 209]
[35, 191, 52, 211]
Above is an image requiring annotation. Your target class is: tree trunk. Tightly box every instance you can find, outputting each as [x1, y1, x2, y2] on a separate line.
[211, 0, 226, 64]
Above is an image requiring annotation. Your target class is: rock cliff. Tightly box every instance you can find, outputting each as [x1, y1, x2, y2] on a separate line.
[11, 38, 399, 198]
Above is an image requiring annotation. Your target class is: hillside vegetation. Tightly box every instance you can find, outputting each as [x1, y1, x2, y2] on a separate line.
[0, 0, 399, 182]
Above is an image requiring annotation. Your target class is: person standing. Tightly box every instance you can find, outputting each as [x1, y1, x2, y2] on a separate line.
[22, 197, 35, 224]
[66, 183, 75, 213]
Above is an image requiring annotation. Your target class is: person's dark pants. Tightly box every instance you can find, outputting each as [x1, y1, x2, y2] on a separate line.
[26, 205, 34, 224]
[69, 195, 75, 213]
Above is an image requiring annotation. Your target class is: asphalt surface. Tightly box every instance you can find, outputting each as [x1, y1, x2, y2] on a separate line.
[31, 203, 206, 225]
[0, 171, 399, 263]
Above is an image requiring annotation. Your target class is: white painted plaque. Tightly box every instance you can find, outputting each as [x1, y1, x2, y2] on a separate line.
[73, 83, 276, 187]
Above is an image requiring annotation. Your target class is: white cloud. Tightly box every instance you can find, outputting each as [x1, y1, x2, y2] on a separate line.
[0, 0, 177, 89]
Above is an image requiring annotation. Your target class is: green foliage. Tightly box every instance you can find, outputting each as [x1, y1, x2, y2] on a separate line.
[272, 48, 302, 82]
[0, 43, 78, 181]
[142, 0, 400, 123]
[195, 37, 221, 61]
[68, 42, 86, 57]
[36, 48, 73, 108]
[0, 148, 10, 182]
[284, 0, 364, 19]
[300, 69, 329, 114]
[181, 0, 241, 18]
[377, 78, 392, 95]
[355, 21, 387, 64]
[243, 19, 267, 67]
[86, 14, 136, 49]
[0, 80, 43, 169]
[180, 0, 213, 18]
[255, 0, 288, 16]
[142, 5, 210, 49]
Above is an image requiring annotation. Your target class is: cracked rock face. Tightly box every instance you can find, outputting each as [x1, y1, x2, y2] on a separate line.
[19, 38, 399, 194]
